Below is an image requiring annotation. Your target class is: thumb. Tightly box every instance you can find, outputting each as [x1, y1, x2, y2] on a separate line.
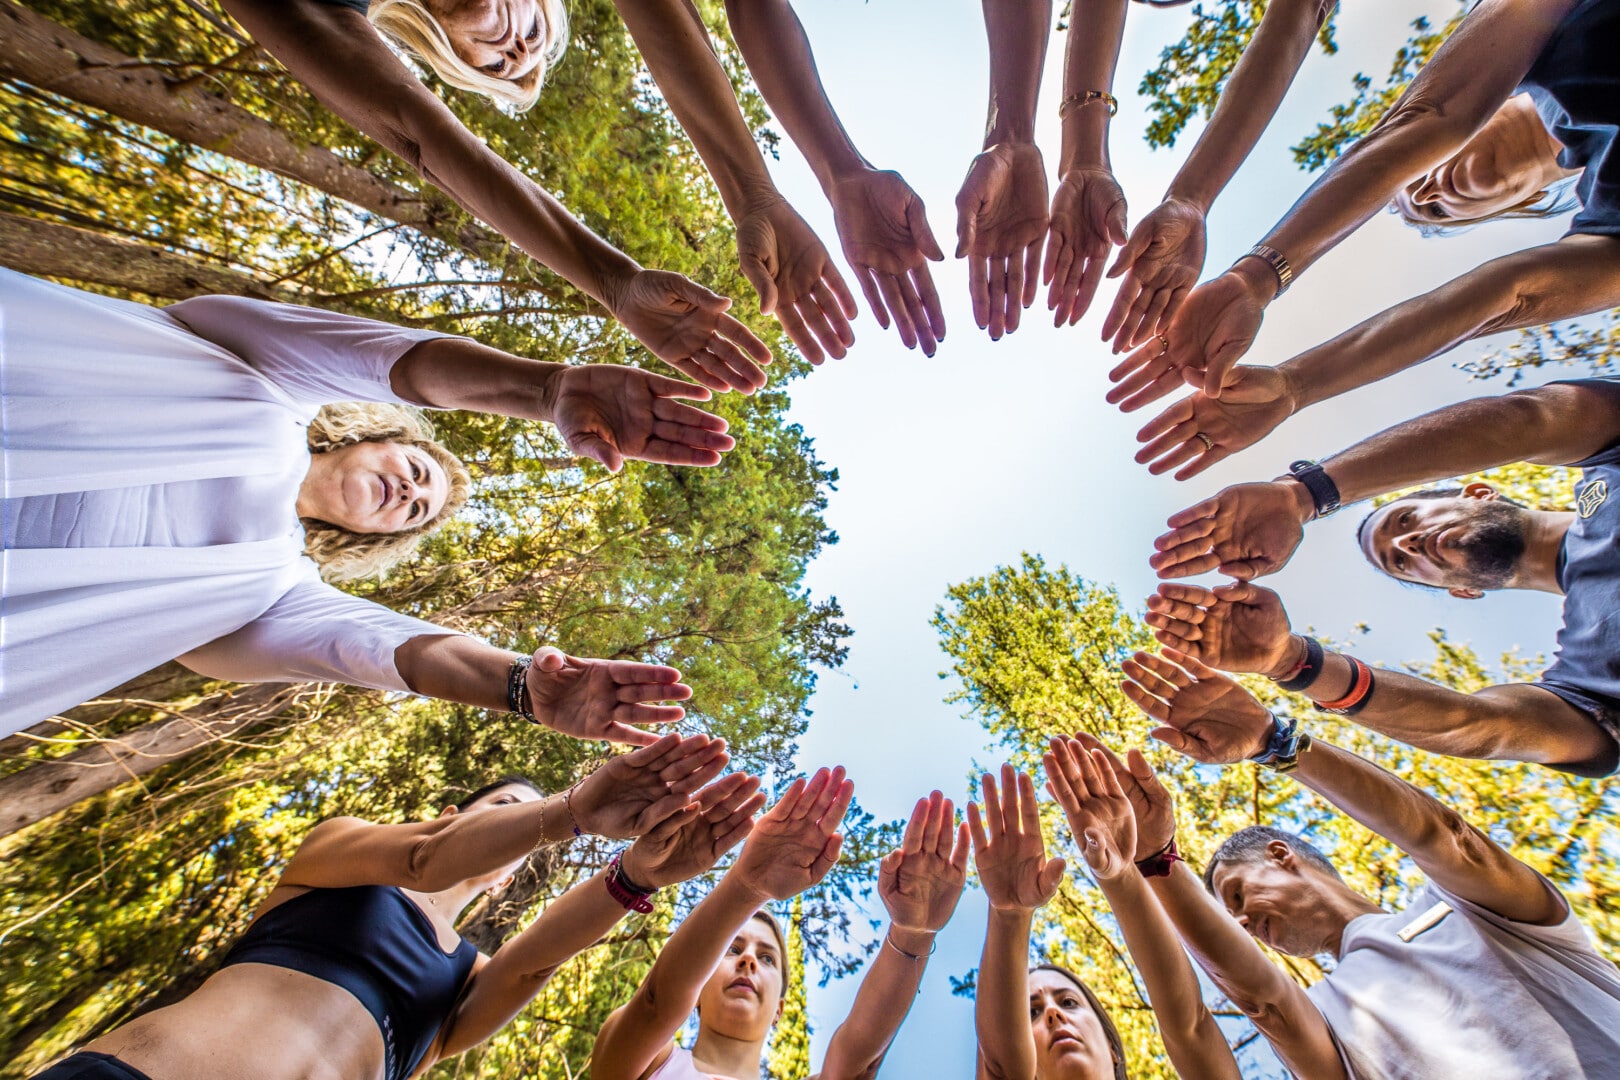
[571, 433, 624, 474]
[880, 849, 903, 879]
[739, 255, 779, 315]
[909, 198, 945, 261]
[533, 645, 566, 672]
[1039, 857, 1067, 893]
[1149, 727, 1189, 753]
[1107, 200, 1128, 247]
[955, 208, 976, 259]
[1107, 222, 1152, 279]
[683, 275, 731, 311]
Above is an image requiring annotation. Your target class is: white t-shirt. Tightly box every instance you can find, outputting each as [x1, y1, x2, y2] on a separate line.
[1306, 877, 1620, 1079]
[646, 1046, 725, 1080]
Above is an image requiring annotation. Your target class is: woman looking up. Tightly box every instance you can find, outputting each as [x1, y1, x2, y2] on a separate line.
[29, 734, 762, 1080]
[969, 760, 1240, 1079]
[2, 271, 731, 738]
[593, 772, 972, 1080]
[1110, 0, 1620, 411]
[223, 0, 866, 383]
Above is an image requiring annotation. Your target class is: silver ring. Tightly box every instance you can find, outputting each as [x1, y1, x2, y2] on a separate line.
[1195, 432, 1215, 452]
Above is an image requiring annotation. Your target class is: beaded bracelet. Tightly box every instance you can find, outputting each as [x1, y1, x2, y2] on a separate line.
[507, 655, 536, 723]
[561, 784, 583, 837]
[604, 850, 657, 913]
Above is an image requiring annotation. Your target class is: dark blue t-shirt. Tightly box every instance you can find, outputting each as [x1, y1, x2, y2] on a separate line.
[1541, 382, 1620, 758]
[1520, 0, 1620, 235]
[315, 0, 371, 12]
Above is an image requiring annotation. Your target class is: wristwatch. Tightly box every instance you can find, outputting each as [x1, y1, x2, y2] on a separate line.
[1287, 460, 1341, 519]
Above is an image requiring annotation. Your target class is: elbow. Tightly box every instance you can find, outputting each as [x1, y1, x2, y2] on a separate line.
[1412, 804, 1497, 871]
[404, 830, 458, 892]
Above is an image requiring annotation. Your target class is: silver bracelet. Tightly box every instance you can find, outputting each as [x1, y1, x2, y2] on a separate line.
[885, 929, 937, 961]
[1240, 243, 1294, 295]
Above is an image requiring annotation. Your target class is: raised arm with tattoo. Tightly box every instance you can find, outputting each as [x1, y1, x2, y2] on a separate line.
[816, 791, 970, 1080]
[957, 0, 1053, 340]
[722, 0, 947, 356]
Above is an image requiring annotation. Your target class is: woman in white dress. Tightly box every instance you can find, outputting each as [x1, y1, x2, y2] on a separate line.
[0, 269, 735, 742]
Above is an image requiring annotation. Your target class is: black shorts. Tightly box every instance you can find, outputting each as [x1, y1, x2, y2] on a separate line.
[31, 1054, 153, 1080]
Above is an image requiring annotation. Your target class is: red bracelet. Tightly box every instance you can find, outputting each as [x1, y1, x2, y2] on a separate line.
[1135, 837, 1183, 878]
[604, 851, 656, 913]
[1314, 656, 1373, 714]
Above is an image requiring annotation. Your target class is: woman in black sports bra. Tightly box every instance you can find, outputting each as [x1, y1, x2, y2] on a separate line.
[30, 732, 766, 1080]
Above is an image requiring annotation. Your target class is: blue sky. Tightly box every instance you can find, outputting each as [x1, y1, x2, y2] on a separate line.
[750, 0, 1584, 1073]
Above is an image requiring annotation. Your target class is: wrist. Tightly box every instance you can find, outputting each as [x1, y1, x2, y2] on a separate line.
[1057, 122, 1111, 174]
[887, 924, 938, 956]
[1227, 257, 1281, 306]
[1162, 182, 1213, 217]
[1262, 634, 1309, 681]
[812, 148, 875, 195]
[719, 863, 775, 909]
[983, 116, 1036, 149]
[1275, 477, 1317, 525]
[592, 253, 643, 317]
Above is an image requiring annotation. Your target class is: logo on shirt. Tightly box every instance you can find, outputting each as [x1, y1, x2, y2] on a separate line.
[1578, 479, 1609, 519]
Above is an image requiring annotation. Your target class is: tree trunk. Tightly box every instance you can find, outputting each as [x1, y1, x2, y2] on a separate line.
[0, 211, 337, 303]
[0, 0, 506, 262]
[0, 682, 308, 839]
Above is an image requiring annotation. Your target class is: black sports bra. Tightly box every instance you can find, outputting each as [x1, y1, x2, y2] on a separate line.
[220, 885, 477, 1080]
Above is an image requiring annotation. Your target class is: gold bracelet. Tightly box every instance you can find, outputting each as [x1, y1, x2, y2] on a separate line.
[1058, 90, 1118, 119]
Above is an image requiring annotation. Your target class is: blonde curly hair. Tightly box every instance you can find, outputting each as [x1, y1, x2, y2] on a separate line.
[367, 0, 569, 111]
[303, 402, 471, 582]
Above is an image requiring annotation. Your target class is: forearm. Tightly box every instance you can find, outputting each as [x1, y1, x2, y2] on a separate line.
[982, 0, 1053, 146]
[722, 0, 869, 191]
[1164, 0, 1329, 212]
[975, 907, 1037, 1080]
[1057, 0, 1126, 172]
[1095, 872, 1241, 1079]
[394, 634, 517, 713]
[615, 0, 779, 219]
[1284, 237, 1620, 415]
[226, 0, 641, 309]
[818, 924, 935, 1079]
[390, 336, 561, 419]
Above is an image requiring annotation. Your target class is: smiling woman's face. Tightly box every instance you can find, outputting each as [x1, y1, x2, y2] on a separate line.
[427, 0, 546, 81]
[304, 440, 450, 535]
[696, 918, 784, 1041]
[1027, 970, 1114, 1080]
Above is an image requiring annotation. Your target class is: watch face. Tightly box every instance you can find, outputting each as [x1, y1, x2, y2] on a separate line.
[1289, 460, 1313, 473]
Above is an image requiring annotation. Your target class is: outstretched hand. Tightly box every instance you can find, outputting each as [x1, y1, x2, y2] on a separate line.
[828, 167, 947, 356]
[956, 143, 1049, 340]
[879, 790, 971, 934]
[1151, 481, 1313, 580]
[1145, 582, 1297, 676]
[524, 647, 692, 746]
[570, 733, 730, 840]
[547, 364, 735, 472]
[1130, 365, 1297, 479]
[737, 195, 859, 365]
[1104, 270, 1269, 411]
[967, 764, 1065, 912]
[1121, 649, 1275, 765]
[1066, 733, 1176, 861]
[1044, 738, 1136, 883]
[733, 766, 854, 901]
[1044, 167, 1127, 328]
[622, 771, 767, 890]
[609, 269, 773, 395]
[1101, 196, 1204, 352]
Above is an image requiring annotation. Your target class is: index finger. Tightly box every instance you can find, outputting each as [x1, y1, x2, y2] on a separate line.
[610, 662, 684, 686]
[645, 372, 713, 402]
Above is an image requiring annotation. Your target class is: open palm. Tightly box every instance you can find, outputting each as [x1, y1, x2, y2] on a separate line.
[548, 364, 735, 472]
[525, 647, 691, 746]
[1121, 649, 1274, 764]
[968, 764, 1064, 912]
[879, 790, 971, 933]
[733, 766, 854, 901]
[624, 772, 766, 889]
[611, 269, 772, 394]
[569, 733, 729, 840]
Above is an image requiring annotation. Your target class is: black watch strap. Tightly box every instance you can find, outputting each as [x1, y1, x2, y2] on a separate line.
[1288, 460, 1341, 519]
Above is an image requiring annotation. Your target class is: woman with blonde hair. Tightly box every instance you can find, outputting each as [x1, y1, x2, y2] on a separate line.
[1, 269, 734, 740]
[220, 0, 867, 381]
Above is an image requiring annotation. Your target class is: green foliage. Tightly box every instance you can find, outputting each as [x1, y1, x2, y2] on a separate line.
[935, 555, 1620, 1076]
[0, 1, 872, 1076]
[768, 896, 813, 1079]
[1465, 312, 1620, 387]
[1139, 0, 1338, 150]
[1372, 461, 1581, 512]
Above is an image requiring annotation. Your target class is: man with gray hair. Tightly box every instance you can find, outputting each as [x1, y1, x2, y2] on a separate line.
[1102, 649, 1620, 1079]
[1147, 376, 1620, 776]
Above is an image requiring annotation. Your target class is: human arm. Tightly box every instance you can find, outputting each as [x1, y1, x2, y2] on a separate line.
[818, 791, 971, 1080]
[968, 765, 1067, 1080]
[1128, 234, 1620, 476]
[592, 766, 854, 1080]
[1075, 739, 1346, 1078]
[220, 0, 771, 392]
[956, 0, 1052, 340]
[612, 0, 857, 364]
[1102, 0, 1333, 352]
[722, 0, 947, 355]
[276, 733, 727, 893]
[431, 771, 766, 1060]
[1043, 738, 1243, 1080]
[1044, 0, 1128, 328]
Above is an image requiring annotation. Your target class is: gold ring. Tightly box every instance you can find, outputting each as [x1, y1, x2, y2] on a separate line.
[1156, 333, 1170, 355]
[1195, 432, 1214, 452]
